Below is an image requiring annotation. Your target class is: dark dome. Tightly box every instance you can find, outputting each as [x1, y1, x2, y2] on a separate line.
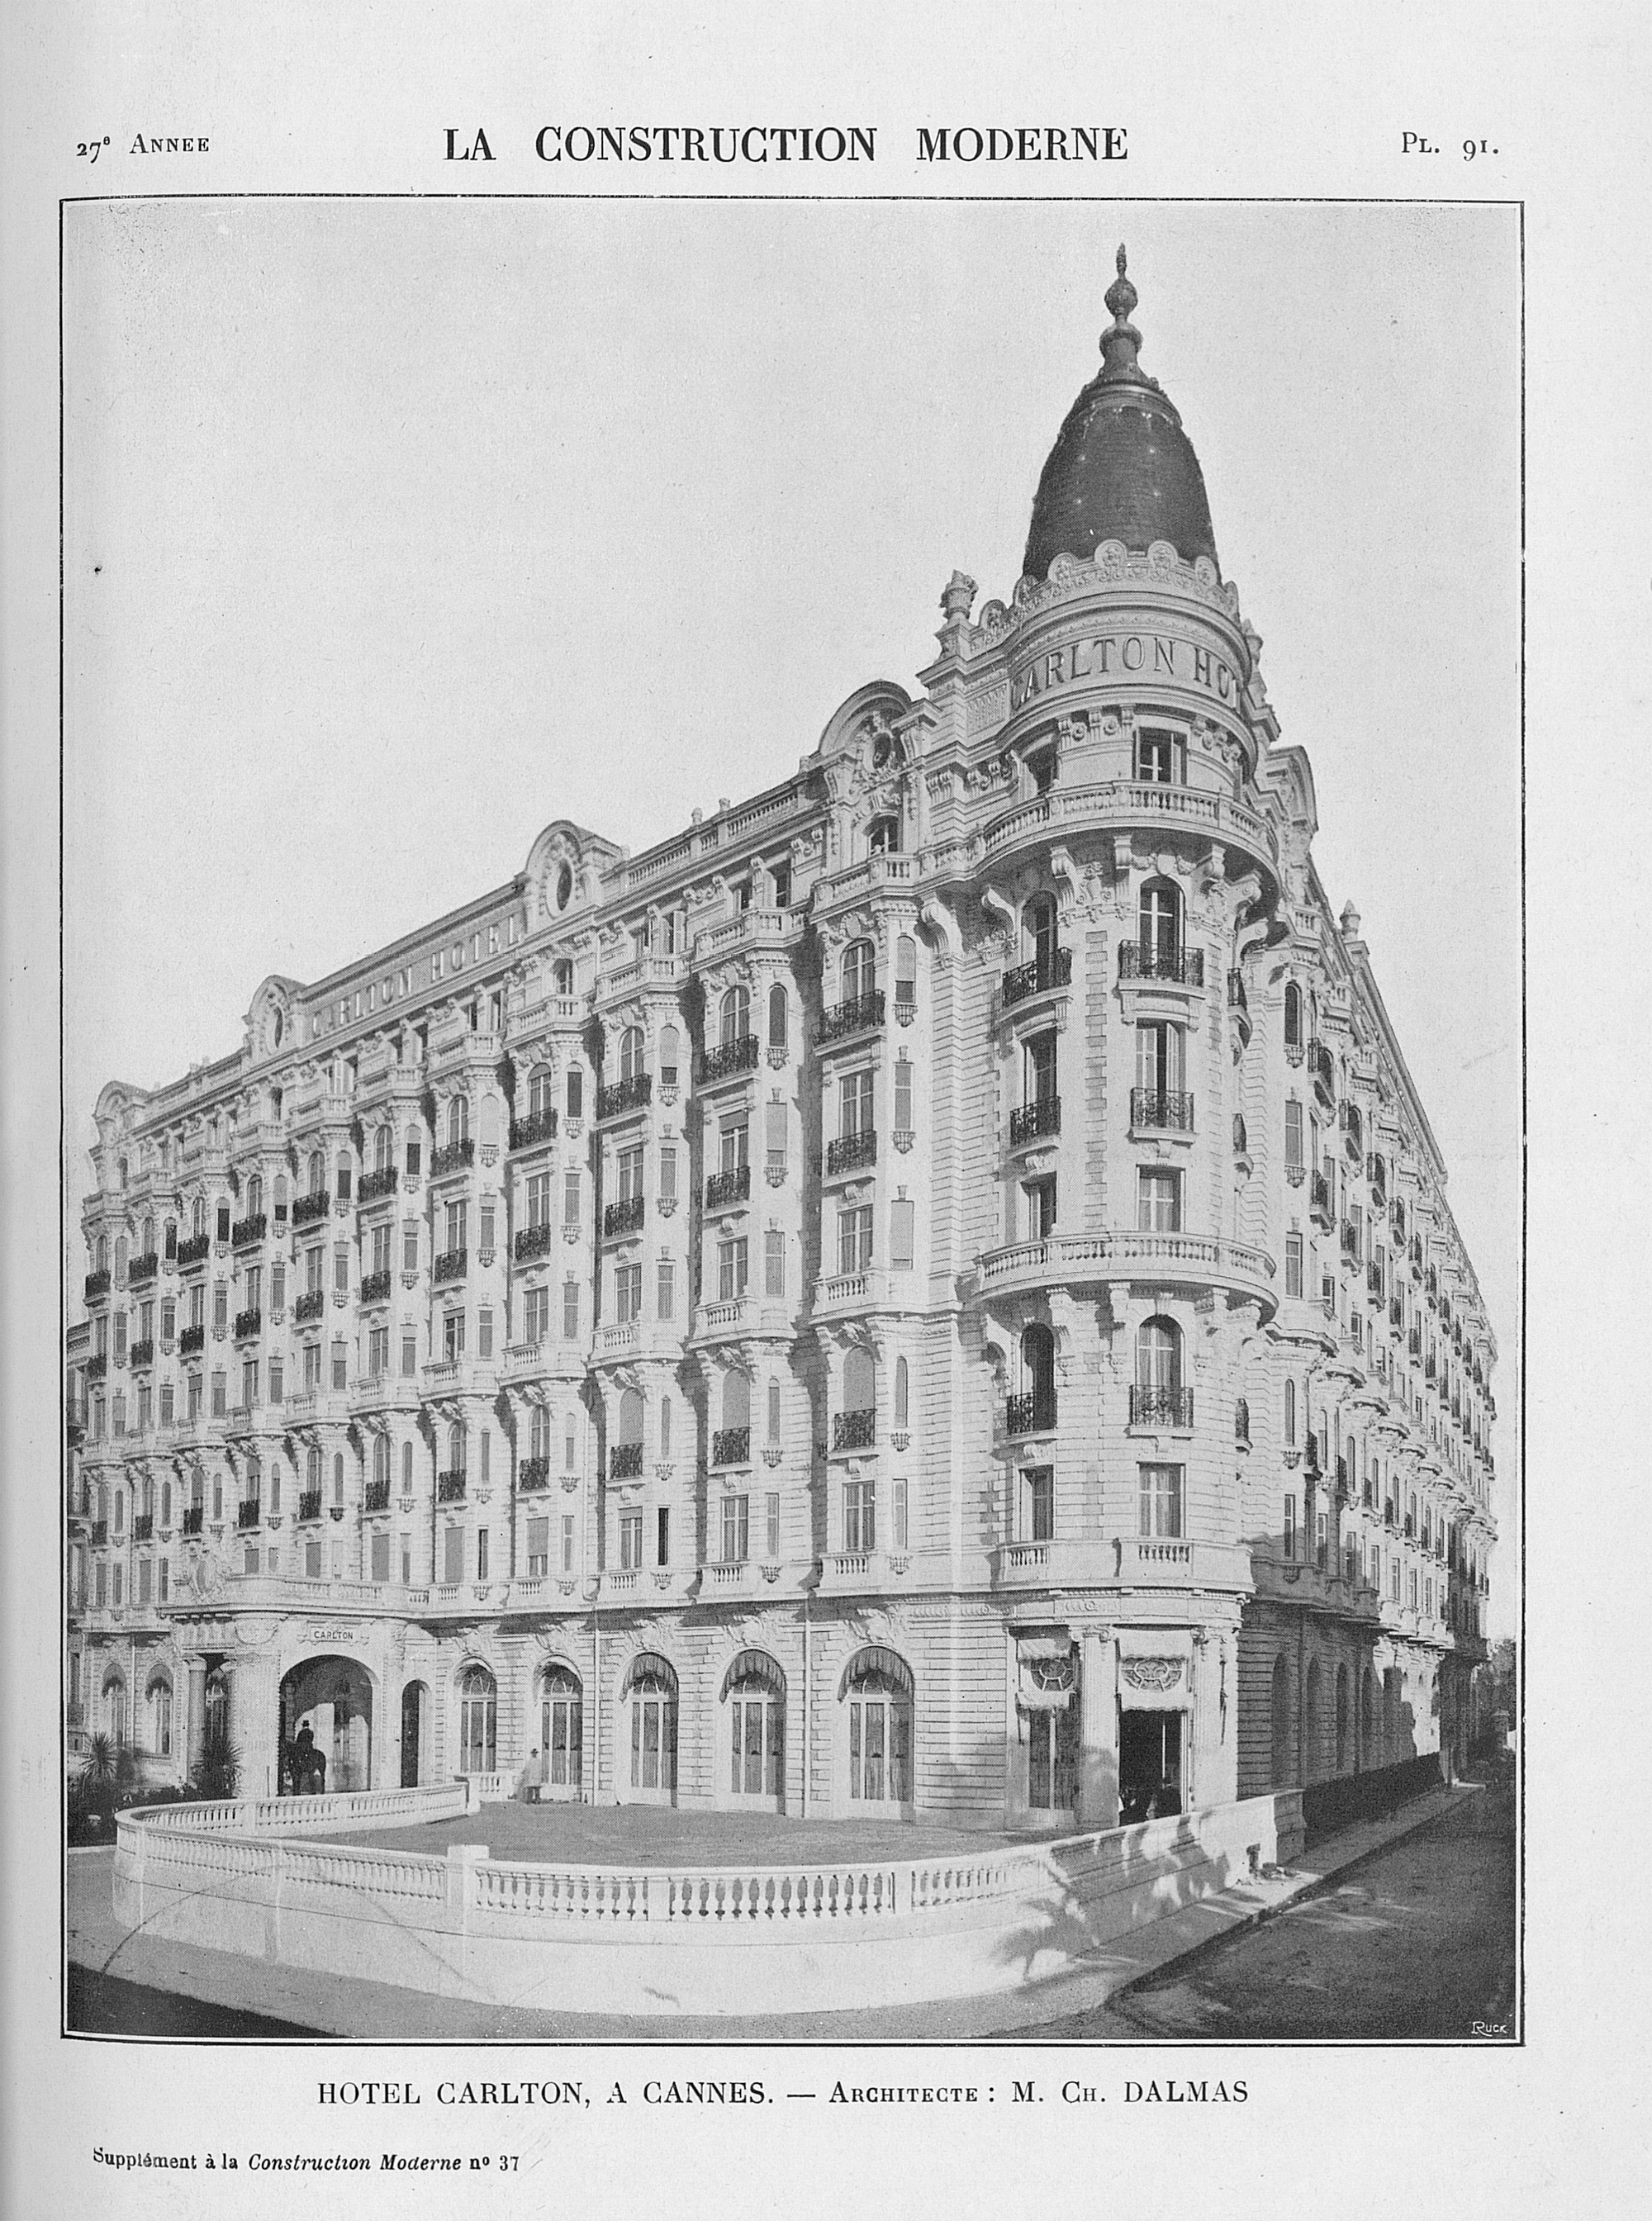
[1023, 248, 1218, 581]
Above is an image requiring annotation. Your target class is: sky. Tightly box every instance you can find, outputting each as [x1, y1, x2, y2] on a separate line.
[61, 197, 1521, 1625]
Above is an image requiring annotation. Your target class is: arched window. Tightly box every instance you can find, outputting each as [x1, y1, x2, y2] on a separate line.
[529, 1406, 550, 1463]
[244, 1180, 260, 1222]
[1019, 1326, 1055, 1416]
[722, 1371, 751, 1433]
[843, 1346, 876, 1421]
[190, 1470, 202, 1512]
[624, 1656, 678, 1799]
[102, 1673, 128, 1744]
[618, 1026, 645, 1083]
[1025, 895, 1057, 975]
[767, 984, 789, 1053]
[334, 1452, 345, 1507]
[540, 1664, 583, 1792]
[113, 1488, 125, 1535]
[527, 1065, 553, 1120]
[842, 938, 876, 1004]
[724, 1652, 786, 1805]
[308, 1150, 325, 1197]
[141, 1476, 154, 1519]
[553, 957, 575, 994]
[375, 1124, 392, 1171]
[146, 1674, 173, 1757]
[658, 1026, 680, 1085]
[458, 1665, 497, 1774]
[1270, 1654, 1292, 1786]
[1134, 1315, 1186, 1426]
[96, 1233, 108, 1274]
[895, 934, 918, 1013]
[843, 1647, 913, 1806]
[1138, 879, 1181, 972]
[160, 1479, 172, 1525]
[401, 1440, 414, 1490]
[140, 1213, 155, 1255]
[895, 1355, 909, 1431]
[373, 1435, 390, 1488]
[448, 1422, 467, 1476]
[306, 1445, 321, 1492]
[1284, 981, 1303, 1051]
[116, 1157, 128, 1189]
[617, 1388, 644, 1447]
[191, 1198, 205, 1239]
[446, 1095, 468, 1148]
[719, 987, 750, 1046]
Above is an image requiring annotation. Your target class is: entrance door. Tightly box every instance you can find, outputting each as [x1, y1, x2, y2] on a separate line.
[1118, 1709, 1184, 1825]
[401, 1683, 422, 1787]
[542, 1672, 583, 1798]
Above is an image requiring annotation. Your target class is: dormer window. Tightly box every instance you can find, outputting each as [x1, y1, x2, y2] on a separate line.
[1135, 727, 1186, 785]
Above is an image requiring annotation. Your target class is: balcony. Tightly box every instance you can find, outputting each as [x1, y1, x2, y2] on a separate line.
[177, 1232, 211, 1269]
[436, 1470, 467, 1503]
[833, 1407, 877, 1452]
[295, 1288, 325, 1323]
[1128, 1384, 1194, 1429]
[87, 1352, 107, 1382]
[237, 1500, 261, 1530]
[182, 1506, 204, 1536]
[596, 1073, 652, 1121]
[430, 1137, 476, 1179]
[364, 1478, 391, 1513]
[129, 1338, 154, 1369]
[1129, 1088, 1194, 1132]
[84, 1268, 112, 1302]
[1004, 1389, 1056, 1438]
[705, 1164, 752, 1209]
[1227, 970, 1251, 1037]
[91, 1520, 108, 1545]
[128, 1251, 159, 1286]
[132, 1512, 154, 1542]
[1308, 1042, 1335, 1109]
[358, 1165, 400, 1204]
[609, 1441, 644, 1479]
[360, 1268, 392, 1304]
[825, 1130, 878, 1176]
[697, 1033, 760, 1084]
[508, 1108, 559, 1152]
[1367, 1262, 1384, 1298]
[178, 1322, 205, 1357]
[1010, 1095, 1061, 1146]
[231, 1213, 268, 1250]
[433, 1248, 468, 1286]
[1408, 1328, 1422, 1358]
[292, 1191, 330, 1228]
[1389, 1298, 1403, 1330]
[233, 1307, 263, 1341]
[604, 1194, 645, 1238]
[517, 1456, 550, 1493]
[1426, 1265, 1439, 1303]
[1118, 942, 1204, 988]
[1001, 948, 1073, 1008]
[816, 989, 885, 1046]
[1341, 1102, 1364, 1159]
[514, 1221, 556, 1263]
[1309, 1171, 1334, 1229]
[1340, 1221, 1359, 1259]
[712, 1425, 752, 1467]
[298, 1490, 323, 1524]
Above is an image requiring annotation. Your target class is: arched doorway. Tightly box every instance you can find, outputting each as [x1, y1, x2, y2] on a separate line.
[400, 1681, 427, 1787]
[278, 1654, 374, 1794]
[458, 1664, 497, 1776]
[721, 1649, 786, 1812]
[840, 1645, 914, 1814]
[621, 1653, 678, 1804]
[539, 1663, 584, 1800]
[1360, 1668, 1374, 1775]
[1270, 1654, 1292, 1787]
[1335, 1663, 1351, 1775]
[1303, 1660, 1322, 1783]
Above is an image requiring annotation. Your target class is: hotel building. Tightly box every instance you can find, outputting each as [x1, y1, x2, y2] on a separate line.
[64, 252, 1497, 1829]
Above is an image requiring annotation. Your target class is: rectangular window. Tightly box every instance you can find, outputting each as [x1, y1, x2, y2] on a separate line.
[267, 1359, 283, 1404]
[892, 1477, 909, 1553]
[656, 1257, 675, 1319]
[1284, 1098, 1303, 1171]
[1023, 1464, 1055, 1544]
[330, 1343, 347, 1390]
[617, 1146, 644, 1203]
[478, 1307, 494, 1359]
[1135, 727, 1186, 785]
[368, 1326, 389, 1378]
[479, 1200, 496, 1252]
[444, 1311, 466, 1361]
[763, 1228, 786, 1298]
[406, 1133, 421, 1177]
[563, 1280, 580, 1339]
[112, 1563, 123, 1606]
[159, 1382, 174, 1426]
[893, 1059, 913, 1132]
[334, 1244, 349, 1294]
[138, 1557, 152, 1604]
[336, 1160, 353, 1203]
[1285, 1233, 1303, 1299]
[657, 1506, 671, 1566]
[561, 1514, 575, 1575]
[1284, 1494, 1297, 1558]
[616, 1262, 643, 1322]
[1135, 1020, 1184, 1094]
[400, 1333, 416, 1379]
[840, 1067, 875, 1138]
[158, 1558, 169, 1602]
[241, 1359, 258, 1408]
[444, 1200, 468, 1254]
[187, 1376, 201, 1421]
[620, 1511, 643, 1570]
[524, 1284, 548, 1345]
[477, 1528, 490, 1580]
[1138, 1463, 1184, 1540]
[890, 1196, 916, 1268]
[719, 1120, 749, 1175]
[95, 1561, 107, 1607]
[370, 1530, 391, 1583]
[658, 1146, 677, 1204]
[1137, 1168, 1181, 1232]
[838, 1204, 874, 1275]
[212, 1285, 227, 1332]
[765, 1491, 781, 1560]
[138, 1385, 152, 1432]
[843, 1478, 876, 1554]
[765, 1101, 787, 1178]
[563, 1170, 581, 1227]
[444, 1526, 464, 1583]
[721, 1493, 750, 1563]
[1023, 1177, 1056, 1241]
[1317, 1513, 1329, 1569]
[1025, 1030, 1057, 1107]
[527, 1170, 551, 1227]
[401, 1533, 412, 1584]
[718, 1237, 749, 1302]
[527, 1517, 549, 1578]
[370, 1221, 392, 1276]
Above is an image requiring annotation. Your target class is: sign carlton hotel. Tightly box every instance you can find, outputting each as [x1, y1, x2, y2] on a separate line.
[64, 252, 1497, 1832]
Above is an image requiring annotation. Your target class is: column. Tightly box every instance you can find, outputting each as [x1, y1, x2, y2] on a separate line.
[227, 1649, 283, 1801]
[186, 1657, 207, 1775]
[1078, 1625, 1118, 1830]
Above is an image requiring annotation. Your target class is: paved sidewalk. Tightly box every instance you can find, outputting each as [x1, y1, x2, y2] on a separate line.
[64, 1783, 1475, 2043]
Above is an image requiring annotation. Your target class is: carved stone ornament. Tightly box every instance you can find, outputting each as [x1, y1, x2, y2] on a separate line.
[1123, 1654, 1184, 1692]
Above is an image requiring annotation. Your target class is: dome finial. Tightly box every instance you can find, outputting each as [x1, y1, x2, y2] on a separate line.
[1100, 243, 1142, 379]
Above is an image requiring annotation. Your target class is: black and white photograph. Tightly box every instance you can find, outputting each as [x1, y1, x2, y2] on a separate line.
[56, 197, 1521, 2046]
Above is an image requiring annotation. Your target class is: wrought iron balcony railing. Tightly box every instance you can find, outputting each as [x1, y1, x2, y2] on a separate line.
[816, 989, 885, 1044]
[128, 1251, 159, 1285]
[132, 1513, 154, 1542]
[1309, 1170, 1333, 1227]
[298, 1490, 323, 1524]
[430, 1137, 476, 1179]
[514, 1222, 556, 1263]
[508, 1108, 559, 1151]
[295, 1288, 325, 1323]
[705, 1164, 752, 1208]
[604, 1195, 645, 1238]
[84, 1268, 111, 1302]
[1389, 1298, 1403, 1330]
[1129, 1384, 1194, 1428]
[1004, 1390, 1056, 1437]
[233, 1307, 262, 1340]
[231, 1213, 267, 1248]
[596, 1073, 652, 1120]
[360, 1268, 392, 1304]
[697, 1034, 760, 1084]
[364, 1478, 391, 1512]
[237, 1500, 261, 1530]
[433, 1248, 468, 1286]
[517, 1457, 549, 1493]
[177, 1232, 211, 1268]
[826, 1130, 878, 1175]
[1129, 1088, 1194, 1132]
[91, 1520, 108, 1545]
[1010, 1095, 1061, 1145]
[833, 1406, 877, 1451]
[183, 1505, 203, 1536]
[437, 1469, 468, 1502]
[358, 1166, 400, 1204]
[87, 1352, 107, 1382]
[130, 1337, 154, 1369]
[1001, 947, 1073, 1007]
[1308, 1041, 1336, 1104]
[1340, 1221, 1360, 1258]
[712, 1426, 752, 1467]
[1118, 942, 1204, 987]
[179, 1323, 204, 1355]
[609, 1441, 644, 1479]
[292, 1191, 330, 1227]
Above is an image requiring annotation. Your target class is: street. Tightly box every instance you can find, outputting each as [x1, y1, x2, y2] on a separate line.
[1018, 1781, 1517, 2043]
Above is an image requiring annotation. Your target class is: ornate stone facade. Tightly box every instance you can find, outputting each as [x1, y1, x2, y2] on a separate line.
[64, 259, 1495, 1832]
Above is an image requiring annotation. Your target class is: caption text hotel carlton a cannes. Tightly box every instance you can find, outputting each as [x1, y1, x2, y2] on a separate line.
[65, 251, 1497, 1832]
